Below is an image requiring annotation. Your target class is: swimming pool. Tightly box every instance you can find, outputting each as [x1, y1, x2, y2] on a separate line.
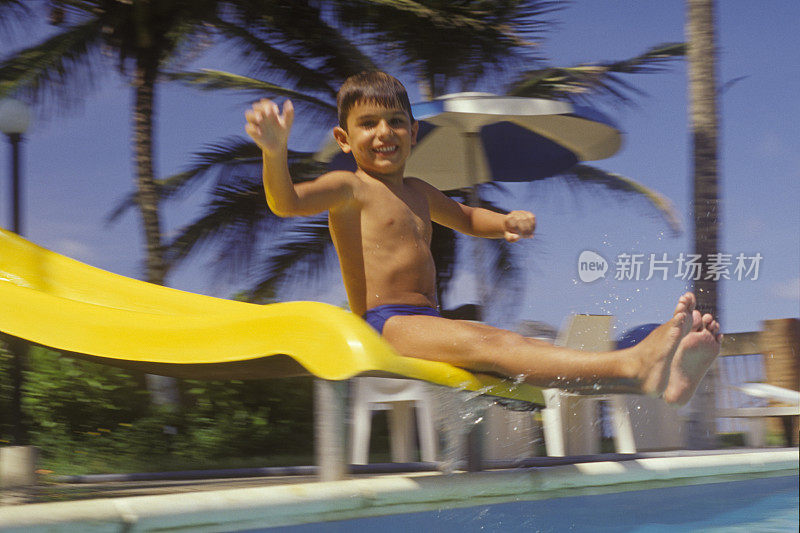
[0, 449, 796, 531]
[266, 474, 798, 532]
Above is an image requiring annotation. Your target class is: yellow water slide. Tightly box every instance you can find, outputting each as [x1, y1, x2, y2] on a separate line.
[0, 229, 544, 405]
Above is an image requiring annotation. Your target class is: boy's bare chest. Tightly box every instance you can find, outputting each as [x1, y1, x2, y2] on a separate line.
[363, 184, 431, 241]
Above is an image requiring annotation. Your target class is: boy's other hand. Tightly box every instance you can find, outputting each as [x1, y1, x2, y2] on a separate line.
[503, 210, 535, 242]
[245, 99, 295, 155]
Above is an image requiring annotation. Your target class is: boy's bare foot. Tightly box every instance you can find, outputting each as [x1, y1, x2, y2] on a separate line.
[628, 292, 695, 397]
[663, 309, 722, 406]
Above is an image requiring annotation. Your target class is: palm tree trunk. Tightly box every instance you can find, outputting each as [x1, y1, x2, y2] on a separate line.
[133, 57, 179, 408]
[133, 60, 166, 286]
[686, 0, 720, 449]
[4, 336, 28, 444]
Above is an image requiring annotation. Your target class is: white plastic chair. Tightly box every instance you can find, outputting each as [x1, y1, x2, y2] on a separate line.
[349, 377, 437, 464]
[541, 315, 638, 456]
[717, 382, 800, 447]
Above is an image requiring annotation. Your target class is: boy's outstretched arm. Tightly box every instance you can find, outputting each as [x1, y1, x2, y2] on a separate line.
[246, 99, 355, 217]
[412, 178, 535, 242]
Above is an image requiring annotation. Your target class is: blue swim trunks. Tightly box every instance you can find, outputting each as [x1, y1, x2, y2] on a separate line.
[362, 304, 441, 335]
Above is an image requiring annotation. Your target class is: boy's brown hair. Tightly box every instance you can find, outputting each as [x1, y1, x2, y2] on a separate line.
[337, 71, 415, 130]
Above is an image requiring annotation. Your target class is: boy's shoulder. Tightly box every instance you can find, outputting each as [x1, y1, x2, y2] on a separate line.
[403, 176, 430, 188]
[404, 176, 438, 196]
[318, 169, 360, 182]
[314, 169, 364, 191]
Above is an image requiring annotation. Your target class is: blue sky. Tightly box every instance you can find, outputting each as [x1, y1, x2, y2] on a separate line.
[2, 1, 798, 337]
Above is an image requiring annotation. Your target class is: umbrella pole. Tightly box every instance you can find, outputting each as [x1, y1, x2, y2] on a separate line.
[464, 132, 480, 207]
[463, 132, 486, 473]
[464, 132, 485, 322]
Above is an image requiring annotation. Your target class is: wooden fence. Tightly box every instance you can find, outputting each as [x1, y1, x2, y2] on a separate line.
[717, 318, 799, 445]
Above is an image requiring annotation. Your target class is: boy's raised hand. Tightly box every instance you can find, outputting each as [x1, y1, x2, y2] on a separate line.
[503, 210, 536, 242]
[245, 99, 294, 155]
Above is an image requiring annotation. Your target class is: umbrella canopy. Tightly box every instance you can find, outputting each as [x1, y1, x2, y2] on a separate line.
[316, 93, 622, 191]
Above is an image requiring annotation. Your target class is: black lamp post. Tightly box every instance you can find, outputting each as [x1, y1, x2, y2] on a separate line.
[0, 98, 30, 233]
[0, 98, 32, 444]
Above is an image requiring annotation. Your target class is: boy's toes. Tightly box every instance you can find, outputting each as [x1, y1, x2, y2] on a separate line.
[691, 310, 703, 331]
[675, 296, 687, 315]
[685, 292, 697, 311]
[672, 311, 688, 328]
[675, 293, 695, 318]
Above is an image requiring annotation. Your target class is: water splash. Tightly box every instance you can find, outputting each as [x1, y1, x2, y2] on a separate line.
[437, 386, 495, 473]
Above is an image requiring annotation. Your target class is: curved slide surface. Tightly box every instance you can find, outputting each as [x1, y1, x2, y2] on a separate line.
[0, 229, 544, 405]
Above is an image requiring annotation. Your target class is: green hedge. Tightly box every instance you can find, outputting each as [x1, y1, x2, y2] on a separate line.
[1, 344, 315, 473]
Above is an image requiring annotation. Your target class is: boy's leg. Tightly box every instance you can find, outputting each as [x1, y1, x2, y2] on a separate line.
[382, 293, 697, 397]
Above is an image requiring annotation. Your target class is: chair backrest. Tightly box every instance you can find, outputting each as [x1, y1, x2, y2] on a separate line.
[555, 314, 614, 351]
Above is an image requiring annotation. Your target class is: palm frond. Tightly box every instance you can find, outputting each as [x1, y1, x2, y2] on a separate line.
[337, 0, 555, 36]
[0, 17, 106, 107]
[105, 190, 138, 225]
[106, 136, 260, 224]
[165, 136, 263, 197]
[553, 163, 683, 236]
[440, 190, 524, 316]
[107, 136, 320, 224]
[333, 1, 558, 95]
[164, 177, 284, 278]
[210, 18, 340, 98]
[508, 43, 685, 105]
[719, 75, 748, 95]
[159, 21, 217, 72]
[250, 216, 335, 303]
[431, 189, 523, 305]
[168, 69, 337, 111]
[160, 137, 319, 198]
[244, 2, 379, 79]
[431, 222, 457, 303]
[474, 192, 522, 285]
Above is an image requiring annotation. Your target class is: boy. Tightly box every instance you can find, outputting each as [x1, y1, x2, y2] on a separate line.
[246, 71, 721, 405]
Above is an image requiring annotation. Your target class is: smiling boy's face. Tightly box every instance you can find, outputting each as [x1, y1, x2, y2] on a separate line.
[334, 100, 418, 180]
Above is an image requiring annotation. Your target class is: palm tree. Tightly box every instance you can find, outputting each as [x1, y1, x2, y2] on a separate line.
[685, 0, 720, 449]
[0, 0, 378, 406]
[1, 0, 235, 285]
[0, 0, 241, 409]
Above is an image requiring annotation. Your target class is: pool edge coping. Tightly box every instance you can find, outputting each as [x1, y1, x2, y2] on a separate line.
[0, 449, 797, 532]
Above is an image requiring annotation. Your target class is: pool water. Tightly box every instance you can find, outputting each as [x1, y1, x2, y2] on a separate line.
[262, 475, 798, 532]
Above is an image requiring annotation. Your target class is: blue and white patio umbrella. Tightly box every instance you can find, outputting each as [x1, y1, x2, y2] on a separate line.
[316, 92, 622, 191]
